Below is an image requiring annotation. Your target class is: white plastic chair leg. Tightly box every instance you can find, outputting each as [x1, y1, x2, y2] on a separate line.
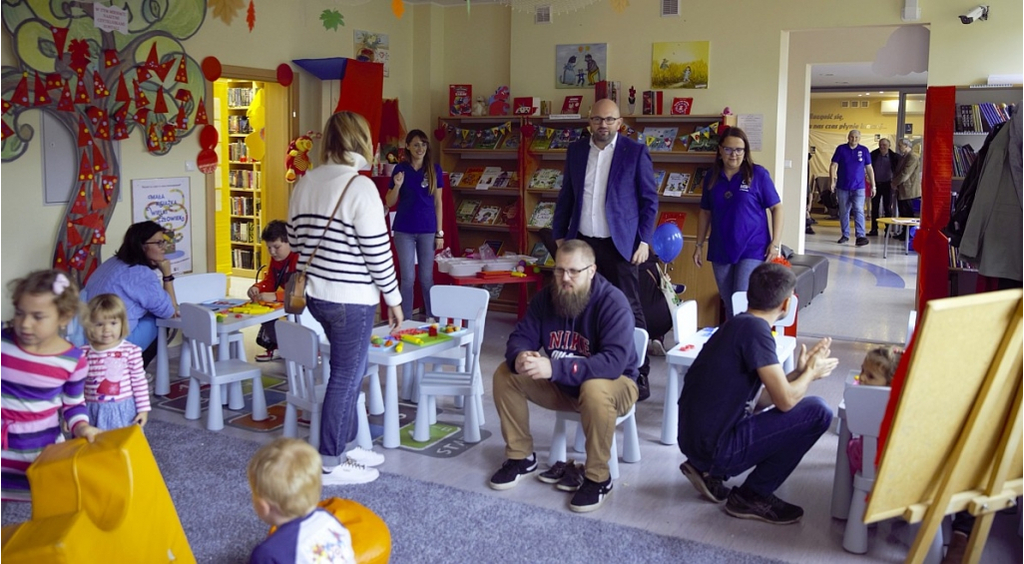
[462, 393, 481, 443]
[573, 423, 586, 453]
[549, 414, 570, 467]
[832, 407, 854, 519]
[250, 374, 268, 421]
[621, 411, 641, 463]
[366, 365, 384, 415]
[228, 382, 245, 410]
[206, 377, 225, 431]
[184, 377, 202, 421]
[308, 406, 321, 450]
[178, 344, 192, 379]
[413, 392, 432, 442]
[283, 403, 298, 439]
[355, 391, 372, 450]
[401, 364, 416, 402]
[843, 482, 870, 553]
[427, 396, 437, 425]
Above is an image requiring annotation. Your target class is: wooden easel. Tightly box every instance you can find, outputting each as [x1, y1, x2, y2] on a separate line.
[865, 289, 1023, 564]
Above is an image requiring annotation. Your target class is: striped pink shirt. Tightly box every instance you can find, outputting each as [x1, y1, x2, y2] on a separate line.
[81, 341, 150, 413]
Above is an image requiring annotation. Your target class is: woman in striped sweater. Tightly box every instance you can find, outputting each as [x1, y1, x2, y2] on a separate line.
[288, 111, 403, 486]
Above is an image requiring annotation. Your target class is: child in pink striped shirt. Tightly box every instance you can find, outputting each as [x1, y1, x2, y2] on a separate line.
[81, 294, 150, 430]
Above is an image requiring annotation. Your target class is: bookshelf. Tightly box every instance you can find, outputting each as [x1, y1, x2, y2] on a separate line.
[439, 116, 524, 313]
[521, 113, 731, 325]
[223, 80, 263, 277]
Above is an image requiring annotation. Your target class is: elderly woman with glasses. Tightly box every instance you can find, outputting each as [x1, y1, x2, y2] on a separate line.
[692, 127, 784, 320]
[85, 221, 178, 366]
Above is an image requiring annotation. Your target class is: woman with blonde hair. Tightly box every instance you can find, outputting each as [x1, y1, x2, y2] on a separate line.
[288, 111, 402, 485]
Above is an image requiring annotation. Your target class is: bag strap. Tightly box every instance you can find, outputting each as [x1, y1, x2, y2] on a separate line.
[298, 174, 359, 275]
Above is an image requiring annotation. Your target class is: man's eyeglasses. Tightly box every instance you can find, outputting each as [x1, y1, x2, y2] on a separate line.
[720, 147, 746, 156]
[553, 265, 593, 278]
[144, 239, 168, 248]
[588, 116, 620, 125]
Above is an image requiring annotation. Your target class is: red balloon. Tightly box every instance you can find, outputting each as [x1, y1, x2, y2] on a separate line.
[276, 64, 293, 87]
[199, 125, 218, 150]
[201, 57, 222, 81]
[197, 148, 219, 174]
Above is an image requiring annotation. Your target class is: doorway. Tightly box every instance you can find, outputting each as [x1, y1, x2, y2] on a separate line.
[205, 66, 298, 289]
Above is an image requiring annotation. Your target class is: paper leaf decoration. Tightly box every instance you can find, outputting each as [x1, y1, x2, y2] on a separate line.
[146, 123, 160, 152]
[2, 98, 11, 114]
[161, 123, 177, 143]
[115, 73, 130, 102]
[153, 86, 168, 113]
[102, 176, 118, 202]
[247, 0, 256, 31]
[54, 245, 67, 269]
[51, 26, 69, 59]
[91, 182, 108, 211]
[1, 119, 13, 140]
[74, 75, 91, 104]
[77, 151, 93, 182]
[66, 224, 83, 247]
[69, 247, 88, 269]
[209, 0, 245, 25]
[174, 105, 189, 130]
[91, 224, 106, 243]
[136, 65, 151, 82]
[92, 143, 108, 171]
[68, 39, 92, 73]
[155, 58, 175, 82]
[320, 9, 344, 31]
[135, 107, 150, 126]
[86, 107, 110, 140]
[392, 0, 405, 18]
[133, 80, 149, 108]
[77, 117, 93, 147]
[72, 211, 105, 230]
[71, 187, 89, 215]
[145, 42, 160, 69]
[33, 73, 52, 106]
[175, 89, 192, 103]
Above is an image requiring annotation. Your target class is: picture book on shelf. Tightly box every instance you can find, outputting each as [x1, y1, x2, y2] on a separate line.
[491, 170, 513, 188]
[483, 240, 504, 256]
[475, 167, 502, 190]
[529, 168, 561, 190]
[658, 211, 687, 231]
[499, 202, 518, 225]
[473, 204, 502, 225]
[689, 166, 711, 194]
[456, 199, 481, 223]
[561, 95, 583, 114]
[652, 169, 667, 193]
[449, 84, 472, 116]
[529, 134, 553, 151]
[530, 241, 551, 264]
[459, 167, 484, 188]
[528, 202, 556, 228]
[687, 123, 720, 152]
[498, 134, 520, 150]
[643, 127, 678, 152]
[447, 171, 464, 188]
[451, 130, 476, 149]
[663, 172, 690, 197]
[547, 128, 582, 150]
[475, 129, 502, 150]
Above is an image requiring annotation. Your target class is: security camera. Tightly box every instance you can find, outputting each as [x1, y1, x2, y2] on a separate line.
[959, 5, 988, 24]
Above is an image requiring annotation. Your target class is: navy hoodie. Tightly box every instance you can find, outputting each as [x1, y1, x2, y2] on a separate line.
[505, 274, 638, 396]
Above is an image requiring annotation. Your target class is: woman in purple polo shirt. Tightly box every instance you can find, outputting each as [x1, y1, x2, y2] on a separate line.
[386, 129, 444, 320]
[692, 127, 784, 320]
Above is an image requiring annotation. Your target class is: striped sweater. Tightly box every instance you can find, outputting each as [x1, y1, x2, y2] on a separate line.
[1, 328, 89, 501]
[288, 154, 401, 308]
[82, 340, 150, 413]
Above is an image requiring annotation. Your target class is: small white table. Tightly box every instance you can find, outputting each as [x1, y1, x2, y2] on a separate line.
[363, 321, 474, 449]
[660, 327, 797, 445]
[154, 300, 287, 396]
[877, 217, 920, 258]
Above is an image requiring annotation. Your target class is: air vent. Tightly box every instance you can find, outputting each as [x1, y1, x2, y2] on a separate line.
[661, 0, 679, 17]
[535, 5, 551, 24]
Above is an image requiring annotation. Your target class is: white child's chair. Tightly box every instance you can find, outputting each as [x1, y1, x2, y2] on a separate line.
[275, 319, 371, 450]
[731, 291, 798, 371]
[546, 327, 647, 480]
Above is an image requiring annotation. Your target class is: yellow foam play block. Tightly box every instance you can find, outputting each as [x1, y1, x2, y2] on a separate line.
[0, 426, 194, 563]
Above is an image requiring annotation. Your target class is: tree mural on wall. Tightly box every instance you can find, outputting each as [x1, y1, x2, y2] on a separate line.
[1, 0, 208, 287]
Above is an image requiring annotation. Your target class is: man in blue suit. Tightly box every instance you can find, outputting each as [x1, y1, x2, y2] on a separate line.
[552, 98, 659, 399]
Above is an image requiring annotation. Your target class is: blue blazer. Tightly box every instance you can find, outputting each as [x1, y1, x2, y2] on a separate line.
[552, 134, 659, 261]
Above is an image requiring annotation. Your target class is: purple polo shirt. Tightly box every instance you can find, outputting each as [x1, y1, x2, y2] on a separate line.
[700, 164, 780, 264]
[831, 144, 871, 191]
[390, 162, 444, 233]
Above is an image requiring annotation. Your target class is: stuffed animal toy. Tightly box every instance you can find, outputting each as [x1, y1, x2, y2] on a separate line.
[285, 132, 319, 183]
[471, 96, 487, 117]
[488, 86, 510, 116]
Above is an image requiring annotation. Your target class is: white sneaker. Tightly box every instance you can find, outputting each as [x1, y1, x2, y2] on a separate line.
[321, 460, 379, 486]
[648, 339, 667, 357]
[346, 447, 385, 467]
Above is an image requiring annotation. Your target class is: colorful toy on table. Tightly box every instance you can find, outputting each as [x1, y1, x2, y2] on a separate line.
[369, 335, 397, 349]
[227, 302, 282, 316]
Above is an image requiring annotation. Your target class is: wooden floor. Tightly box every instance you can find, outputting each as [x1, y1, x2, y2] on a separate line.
[155, 222, 1022, 564]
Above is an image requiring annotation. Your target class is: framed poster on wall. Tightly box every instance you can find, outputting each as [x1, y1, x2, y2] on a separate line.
[131, 177, 192, 274]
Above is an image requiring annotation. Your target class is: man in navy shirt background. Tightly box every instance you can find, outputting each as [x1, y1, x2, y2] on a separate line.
[830, 130, 876, 247]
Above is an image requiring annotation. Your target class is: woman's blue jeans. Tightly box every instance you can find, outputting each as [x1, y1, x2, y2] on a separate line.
[394, 231, 435, 319]
[307, 297, 376, 466]
[712, 259, 763, 319]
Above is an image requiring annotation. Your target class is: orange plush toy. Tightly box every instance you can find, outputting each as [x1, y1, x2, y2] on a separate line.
[285, 132, 320, 183]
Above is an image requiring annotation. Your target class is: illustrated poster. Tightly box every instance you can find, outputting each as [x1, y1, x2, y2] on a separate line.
[131, 177, 192, 274]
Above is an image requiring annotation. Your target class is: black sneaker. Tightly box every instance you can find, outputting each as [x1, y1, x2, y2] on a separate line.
[556, 461, 585, 492]
[866, 229, 879, 237]
[855, 237, 870, 247]
[636, 374, 651, 402]
[679, 461, 729, 504]
[724, 486, 804, 525]
[569, 477, 612, 513]
[837, 236, 849, 244]
[805, 226, 815, 235]
[537, 460, 570, 484]
[488, 454, 538, 490]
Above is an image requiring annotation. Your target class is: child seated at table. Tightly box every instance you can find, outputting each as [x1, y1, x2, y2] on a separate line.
[247, 220, 299, 362]
[247, 438, 357, 563]
[847, 345, 901, 474]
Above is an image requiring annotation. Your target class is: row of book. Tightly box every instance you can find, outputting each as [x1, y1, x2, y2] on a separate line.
[231, 220, 257, 244]
[455, 200, 517, 226]
[229, 169, 260, 189]
[232, 248, 258, 271]
[448, 168, 519, 190]
[228, 141, 251, 162]
[227, 115, 252, 134]
[955, 103, 1012, 133]
[227, 87, 254, 108]
[229, 196, 259, 217]
[948, 245, 975, 271]
[656, 167, 710, 197]
[449, 130, 520, 151]
[952, 144, 977, 178]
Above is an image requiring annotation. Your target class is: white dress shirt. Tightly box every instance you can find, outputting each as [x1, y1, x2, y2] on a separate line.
[579, 133, 617, 238]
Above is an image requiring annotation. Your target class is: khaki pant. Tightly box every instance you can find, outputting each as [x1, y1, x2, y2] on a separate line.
[492, 362, 638, 482]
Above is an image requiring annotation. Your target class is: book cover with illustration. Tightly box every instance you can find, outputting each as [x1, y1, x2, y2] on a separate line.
[498, 133, 521, 151]
[663, 172, 690, 197]
[652, 169, 667, 193]
[447, 171, 464, 188]
[450, 130, 476, 149]
[561, 95, 583, 114]
[657, 211, 688, 231]
[547, 128, 582, 150]
[529, 133, 553, 151]
[530, 241, 551, 264]
[528, 202, 557, 228]
[491, 170, 513, 188]
[529, 168, 561, 190]
[475, 129, 502, 150]
[476, 167, 502, 190]
[643, 127, 678, 152]
[449, 84, 472, 116]
[689, 166, 711, 194]
[473, 204, 502, 225]
[456, 199, 481, 223]
[459, 167, 484, 188]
